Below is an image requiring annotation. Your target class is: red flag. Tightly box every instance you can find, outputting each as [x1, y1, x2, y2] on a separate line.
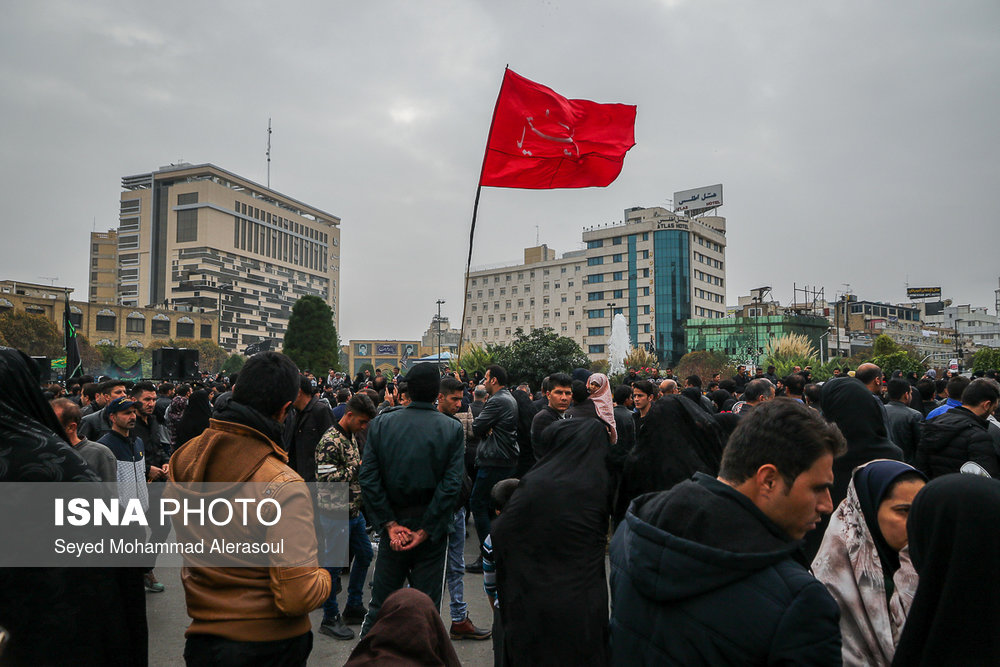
[479, 69, 636, 189]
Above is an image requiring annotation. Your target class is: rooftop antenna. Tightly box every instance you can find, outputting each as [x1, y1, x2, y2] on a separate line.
[266, 117, 272, 188]
[39, 276, 59, 286]
[535, 225, 539, 246]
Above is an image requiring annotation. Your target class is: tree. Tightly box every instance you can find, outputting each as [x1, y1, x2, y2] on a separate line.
[0, 311, 63, 357]
[450, 342, 494, 375]
[865, 334, 926, 376]
[676, 350, 735, 380]
[623, 346, 659, 371]
[222, 354, 246, 374]
[283, 295, 341, 373]
[488, 327, 589, 389]
[77, 335, 104, 376]
[970, 347, 1000, 373]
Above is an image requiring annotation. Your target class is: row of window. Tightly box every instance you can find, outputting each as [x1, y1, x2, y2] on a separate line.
[470, 265, 579, 286]
[587, 249, 650, 266]
[849, 303, 919, 321]
[694, 235, 723, 253]
[235, 199, 329, 245]
[589, 322, 651, 336]
[586, 269, 648, 284]
[469, 322, 579, 339]
[233, 217, 326, 272]
[93, 313, 210, 338]
[693, 251, 723, 270]
[587, 233, 650, 250]
[694, 288, 725, 304]
[693, 306, 725, 317]
[473, 308, 579, 325]
[693, 269, 724, 287]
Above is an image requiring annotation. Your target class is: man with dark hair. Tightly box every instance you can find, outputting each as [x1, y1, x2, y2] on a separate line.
[783, 374, 806, 403]
[803, 383, 822, 410]
[733, 378, 774, 414]
[469, 364, 518, 563]
[532, 376, 551, 412]
[732, 365, 750, 394]
[684, 375, 717, 414]
[80, 381, 102, 414]
[911, 378, 938, 417]
[918, 378, 1000, 478]
[358, 363, 466, 638]
[885, 378, 923, 463]
[130, 380, 170, 592]
[764, 365, 779, 385]
[51, 397, 117, 482]
[78, 380, 128, 440]
[169, 351, 331, 665]
[530, 372, 573, 450]
[610, 400, 845, 665]
[436, 376, 491, 641]
[613, 384, 636, 454]
[631, 380, 655, 430]
[315, 393, 377, 640]
[284, 375, 335, 482]
[926, 375, 971, 421]
[331, 388, 352, 420]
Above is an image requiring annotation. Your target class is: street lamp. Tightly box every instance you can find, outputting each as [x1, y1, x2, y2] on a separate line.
[606, 302, 617, 335]
[751, 286, 771, 368]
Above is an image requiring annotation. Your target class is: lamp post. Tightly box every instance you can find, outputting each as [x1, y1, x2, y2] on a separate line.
[436, 299, 446, 370]
[751, 286, 771, 369]
[606, 302, 617, 335]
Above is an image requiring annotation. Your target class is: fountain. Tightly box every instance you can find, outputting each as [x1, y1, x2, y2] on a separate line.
[608, 313, 631, 376]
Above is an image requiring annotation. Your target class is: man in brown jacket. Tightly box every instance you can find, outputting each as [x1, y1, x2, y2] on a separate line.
[169, 351, 331, 667]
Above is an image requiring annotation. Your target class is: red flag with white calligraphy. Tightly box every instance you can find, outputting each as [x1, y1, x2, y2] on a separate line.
[479, 69, 636, 189]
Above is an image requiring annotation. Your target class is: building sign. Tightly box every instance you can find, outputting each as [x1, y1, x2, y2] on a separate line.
[376, 344, 397, 355]
[356, 343, 369, 356]
[673, 184, 723, 214]
[907, 287, 942, 299]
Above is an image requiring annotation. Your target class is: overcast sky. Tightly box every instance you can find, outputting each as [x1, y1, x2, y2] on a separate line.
[2, 1, 998, 342]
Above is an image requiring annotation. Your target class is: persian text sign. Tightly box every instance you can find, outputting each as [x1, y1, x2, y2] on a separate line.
[907, 287, 942, 299]
[674, 184, 723, 213]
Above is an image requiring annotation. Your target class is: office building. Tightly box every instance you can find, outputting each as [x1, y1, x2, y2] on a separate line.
[89, 230, 118, 304]
[101, 163, 340, 351]
[464, 205, 727, 364]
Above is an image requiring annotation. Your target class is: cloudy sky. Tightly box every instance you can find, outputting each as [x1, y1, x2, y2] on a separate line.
[2, 1, 998, 342]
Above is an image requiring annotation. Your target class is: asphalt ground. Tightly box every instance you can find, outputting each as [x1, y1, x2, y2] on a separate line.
[147, 529, 497, 666]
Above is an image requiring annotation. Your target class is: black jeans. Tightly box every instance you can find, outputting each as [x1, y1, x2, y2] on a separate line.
[359, 530, 449, 638]
[184, 631, 312, 667]
[471, 465, 517, 548]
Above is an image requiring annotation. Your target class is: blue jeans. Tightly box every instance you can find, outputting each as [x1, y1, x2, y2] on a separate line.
[446, 507, 468, 623]
[321, 513, 373, 619]
[471, 466, 517, 548]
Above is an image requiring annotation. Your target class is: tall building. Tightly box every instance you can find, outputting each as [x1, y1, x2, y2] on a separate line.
[464, 206, 727, 364]
[103, 163, 341, 351]
[88, 229, 118, 304]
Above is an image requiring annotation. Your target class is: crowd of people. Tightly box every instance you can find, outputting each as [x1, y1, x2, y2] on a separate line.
[1, 344, 999, 665]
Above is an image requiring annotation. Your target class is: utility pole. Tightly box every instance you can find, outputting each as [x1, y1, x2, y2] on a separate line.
[266, 118, 272, 188]
[436, 299, 446, 370]
[606, 302, 617, 334]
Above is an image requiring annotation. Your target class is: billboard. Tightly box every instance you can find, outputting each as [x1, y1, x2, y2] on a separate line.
[674, 184, 723, 214]
[907, 287, 942, 299]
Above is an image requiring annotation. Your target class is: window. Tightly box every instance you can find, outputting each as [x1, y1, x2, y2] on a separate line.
[587, 257, 604, 266]
[120, 199, 140, 214]
[177, 209, 198, 242]
[587, 240, 603, 249]
[151, 316, 170, 335]
[589, 327, 606, 336]
[588, 291, 605, 301]
[613, 290, 623, 299]
[200, 324, 213, 339]
[588, 309, 605, 319]
[612, 254, 623, 263]
[613, 271, 624, 281]
[177, 317, 195, 338]
[612, 236, 622, 245]
[587, 274, 604, 284]
[95, 310, 116, 331]
[512, 286, 518, 294]
[125, 313, 146, 333]
[177, 192, 198, 205]
[589, 344, 606, 353]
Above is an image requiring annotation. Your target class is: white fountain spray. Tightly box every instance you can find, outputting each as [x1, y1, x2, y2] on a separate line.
[608, 313, 631, 376]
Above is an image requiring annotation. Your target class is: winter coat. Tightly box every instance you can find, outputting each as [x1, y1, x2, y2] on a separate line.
[884, 400, 922, 464]
[610, 474, 841, 666]
[916, 406, 999, 478]
[282, 395, 335, 482]
[472, 388, 519, 467]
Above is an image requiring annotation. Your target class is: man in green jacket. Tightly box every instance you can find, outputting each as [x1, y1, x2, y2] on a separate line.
[358, 362, 466, 637]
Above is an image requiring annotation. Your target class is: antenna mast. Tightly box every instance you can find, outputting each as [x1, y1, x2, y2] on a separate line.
[266, 118, 272, 188]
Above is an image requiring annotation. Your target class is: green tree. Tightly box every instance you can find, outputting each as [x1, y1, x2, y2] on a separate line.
[283, 296, 341, 373]
[0, 311, 63, 357]
[77, 335, 104, 376]
[970, 347, 1000, 373]
[222, 354, 246, 374]
[450, 342, 494, 375]
[872, 334, 899, 356]
[488, 327, 589, 389]
[676, 350, 735, 381]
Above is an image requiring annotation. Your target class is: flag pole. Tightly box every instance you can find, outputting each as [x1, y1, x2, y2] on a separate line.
[458, 66, 508, 367]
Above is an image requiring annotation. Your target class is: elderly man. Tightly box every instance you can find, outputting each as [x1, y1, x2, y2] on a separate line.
[734, 379, 774, 414]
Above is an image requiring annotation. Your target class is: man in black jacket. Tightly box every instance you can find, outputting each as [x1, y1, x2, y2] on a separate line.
[917, 378, 1000, 478]
[885, 378, 923, 463]
[283, 375, 336, 482]
[610, 399, 845, 665]
[469, 365, 518, 562]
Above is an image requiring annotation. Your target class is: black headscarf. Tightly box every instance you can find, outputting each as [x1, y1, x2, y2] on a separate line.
[0, 348, 147, 666]
[492, 417, 611, 666]
[892, 474, 1000, 666]
[175, 388, 213, 447]
[621, 395, 725, 504]
[807, 378, 904, 560]
[345, 588, 460, 667]
[0, 347, 94, 482]
[854, 460, 926, 576]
